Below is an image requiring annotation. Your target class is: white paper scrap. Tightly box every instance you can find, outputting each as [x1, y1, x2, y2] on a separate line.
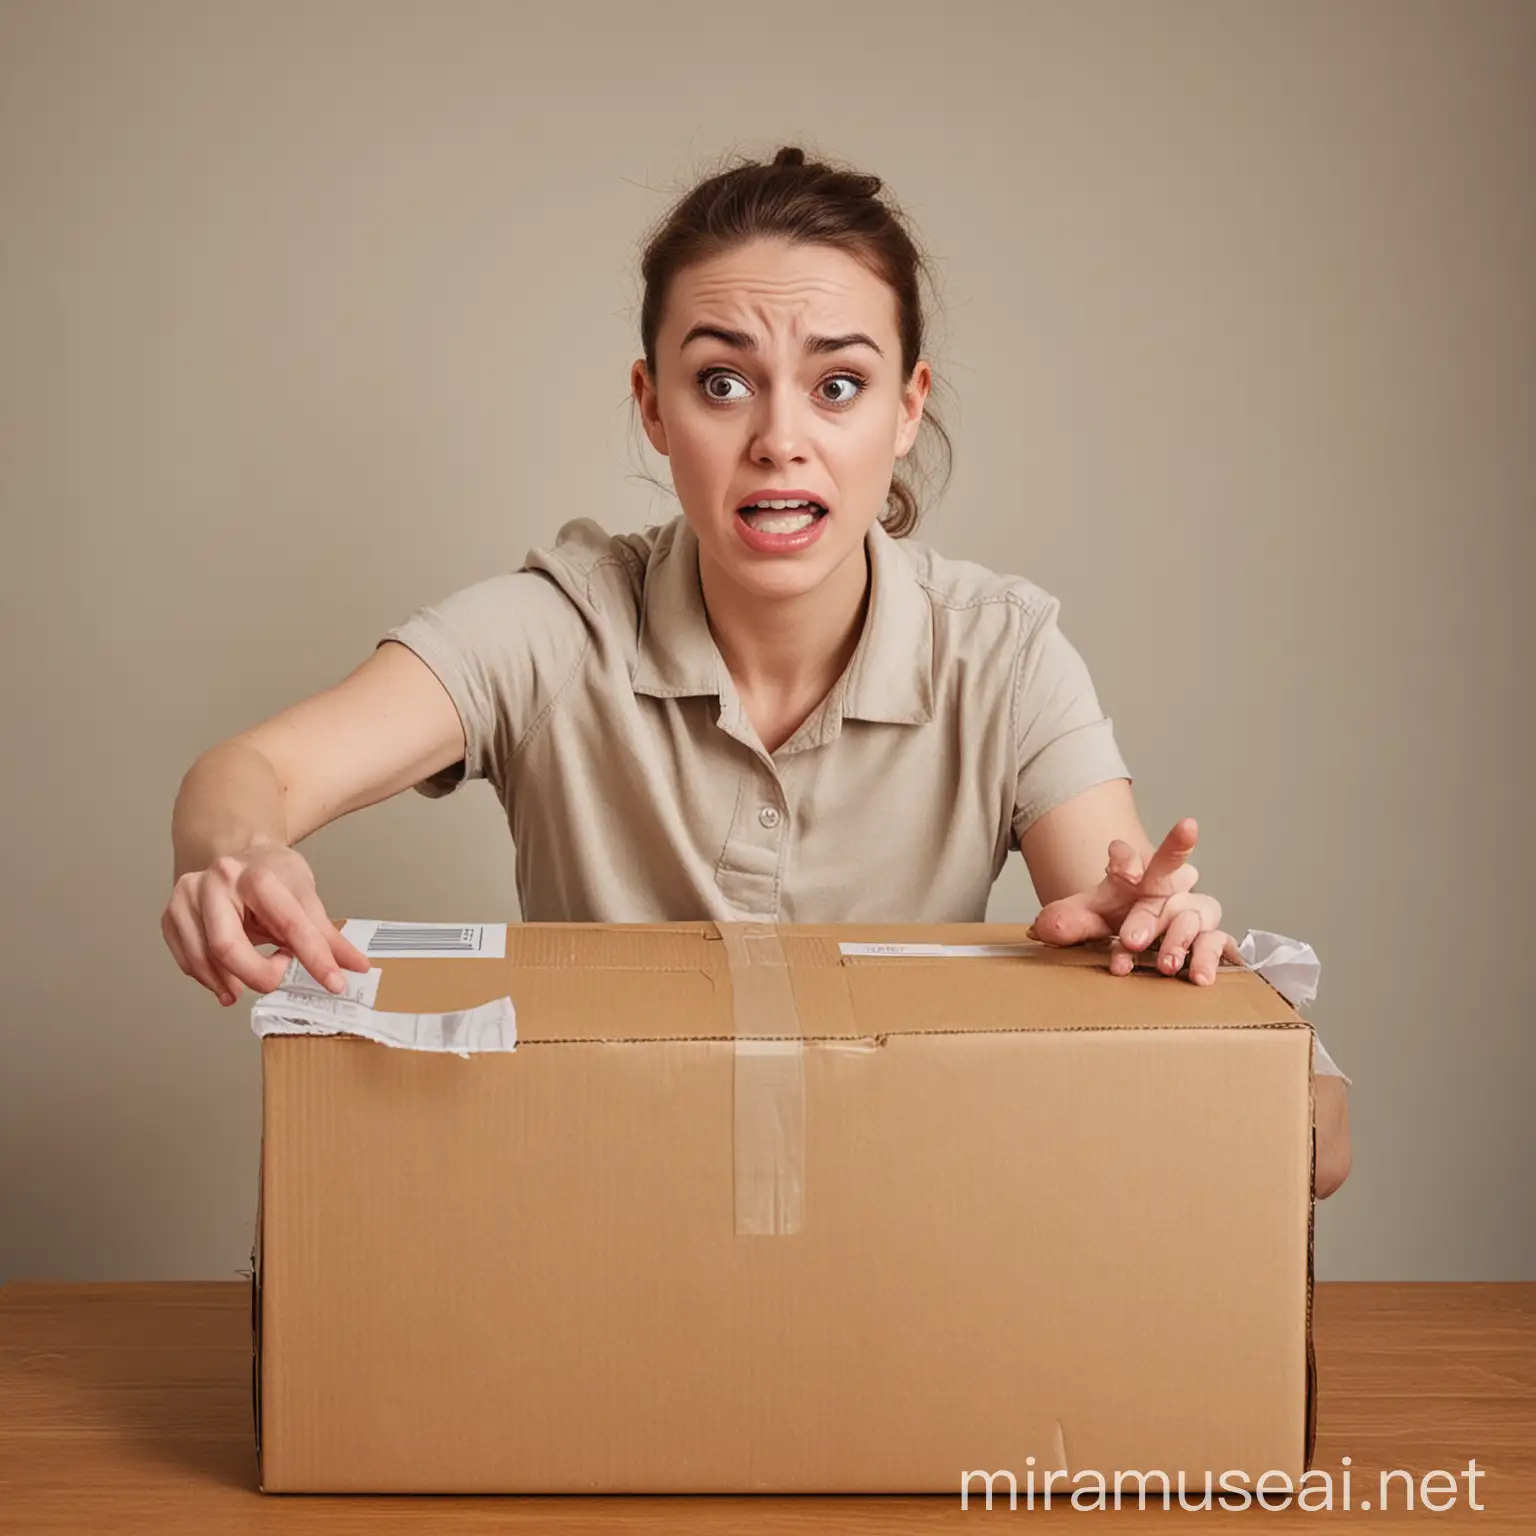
[340, 918, 507, 960]
[1235, 929, 1348, 1083]
[274, 955, 383, 1008]
[251, 991, 517, 1056]
[1236, 929, 1320, 1009]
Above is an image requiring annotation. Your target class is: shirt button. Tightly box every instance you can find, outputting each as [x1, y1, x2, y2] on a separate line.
[758, 805, 782, 829]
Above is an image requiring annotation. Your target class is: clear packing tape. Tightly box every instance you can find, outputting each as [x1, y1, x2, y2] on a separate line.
[1237, 930, 1349, 1085]
[716, 922, 806, 1237]
[711, 922, 1346, 1241]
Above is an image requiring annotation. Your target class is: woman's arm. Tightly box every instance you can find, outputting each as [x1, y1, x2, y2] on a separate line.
[1017, 777, 1155, 906]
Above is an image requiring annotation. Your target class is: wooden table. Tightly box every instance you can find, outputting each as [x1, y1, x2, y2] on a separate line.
[1, 1282, 1531, 1531]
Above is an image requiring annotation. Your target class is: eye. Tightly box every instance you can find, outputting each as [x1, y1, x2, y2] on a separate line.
[698, 369, 750, 403]
[819, 373, 866, 405]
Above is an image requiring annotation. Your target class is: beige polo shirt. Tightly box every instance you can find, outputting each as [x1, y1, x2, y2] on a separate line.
[377, 514, 1132, 924]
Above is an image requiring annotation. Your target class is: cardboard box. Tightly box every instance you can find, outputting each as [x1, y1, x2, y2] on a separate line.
[251, 921, 1316, 1494]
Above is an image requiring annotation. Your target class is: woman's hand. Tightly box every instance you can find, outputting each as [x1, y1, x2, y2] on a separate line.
[1027, 816, 1243, 985]
[162, 843, 371, 1006]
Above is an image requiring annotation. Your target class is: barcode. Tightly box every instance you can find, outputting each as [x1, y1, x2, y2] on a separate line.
[341, 917, 506, 960]
[367, 923, 485, 955]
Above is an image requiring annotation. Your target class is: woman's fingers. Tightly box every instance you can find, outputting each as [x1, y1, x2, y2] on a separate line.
[294, 887, 371, 975]
[1106, 839, 1145, 888]
[165, 897, 246, 1004]
[1137, 817, 1200, 896]
[1188, 926, 1231, 985]
[1156, 907, 1205, 974]
[1102, 838, 1198, 910]
[241, 871, 352, 994]
[1092, 841, 1179, 921]
[1030, 897, 1113, 947]
[200, 872, 292, 998]
[246, 887, 369, 978]
[1118, 893, 1169, 951]
[309, 899, 371, 973]
[1034, 830, 1211, 958]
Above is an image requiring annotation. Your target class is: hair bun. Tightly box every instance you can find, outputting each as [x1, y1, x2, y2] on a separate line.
[771, 146, 806, 168]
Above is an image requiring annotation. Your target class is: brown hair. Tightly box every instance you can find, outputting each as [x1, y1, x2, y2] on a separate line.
[633, 144, 953, 539]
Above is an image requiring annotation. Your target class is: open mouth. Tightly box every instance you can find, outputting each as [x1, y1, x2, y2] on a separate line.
[735, 499, 828, 534]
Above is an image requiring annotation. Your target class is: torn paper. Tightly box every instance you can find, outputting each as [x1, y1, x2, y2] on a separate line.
[251, 987, 517, 1057]
[1236, 929, 1349, 1084]
[274, 955, 383, 1008]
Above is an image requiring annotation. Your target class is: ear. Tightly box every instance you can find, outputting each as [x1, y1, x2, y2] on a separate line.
[895, 360, 931, 460]
[632, 359, 670, 457]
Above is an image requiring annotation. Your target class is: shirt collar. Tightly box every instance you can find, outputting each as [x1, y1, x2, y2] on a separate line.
[631, 514, 934, 728]
[631, 517, 721, 698]
[838, 517, 934, 726]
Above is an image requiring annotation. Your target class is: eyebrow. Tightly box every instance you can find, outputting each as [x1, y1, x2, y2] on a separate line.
[680, 324, 885, 359]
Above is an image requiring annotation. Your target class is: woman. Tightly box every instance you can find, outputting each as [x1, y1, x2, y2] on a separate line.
[166, 146, 1350, 1194]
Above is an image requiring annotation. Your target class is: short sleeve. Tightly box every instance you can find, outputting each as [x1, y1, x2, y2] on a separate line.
[1010, 596, 1132, 844]
[378, 567, 589, 800]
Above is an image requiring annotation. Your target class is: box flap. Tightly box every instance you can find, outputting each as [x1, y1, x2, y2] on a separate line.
[343, 920, 1306, 1044]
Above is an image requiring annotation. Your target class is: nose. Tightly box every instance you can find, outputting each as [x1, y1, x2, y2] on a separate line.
[749, 378, 808, 468]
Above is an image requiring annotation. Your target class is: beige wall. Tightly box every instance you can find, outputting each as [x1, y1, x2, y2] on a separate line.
[1, 0, 1531, 1283]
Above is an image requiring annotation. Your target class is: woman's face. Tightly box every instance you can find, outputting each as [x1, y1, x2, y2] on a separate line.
[633, 238, 930, 605]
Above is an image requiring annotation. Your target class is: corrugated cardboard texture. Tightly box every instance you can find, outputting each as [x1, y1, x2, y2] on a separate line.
[254, 922, 1314, 1493]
